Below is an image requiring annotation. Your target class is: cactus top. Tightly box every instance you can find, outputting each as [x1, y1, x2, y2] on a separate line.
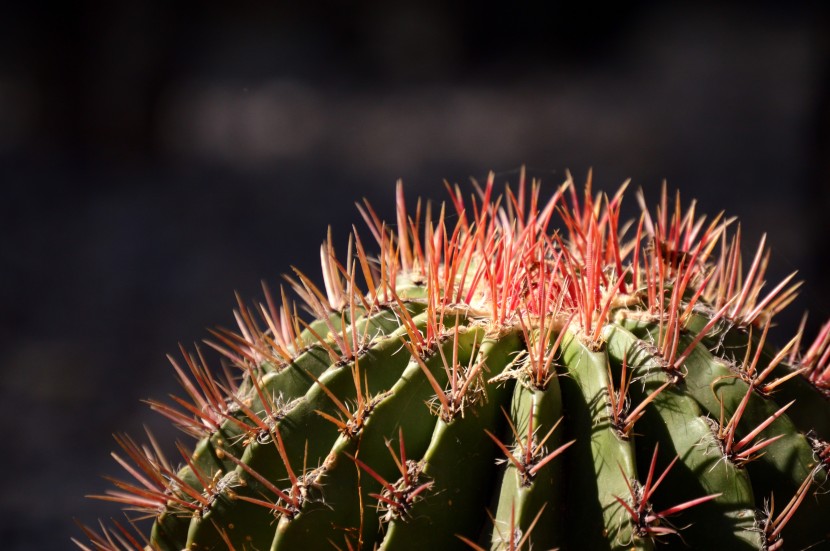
[79, 171, 830, 551]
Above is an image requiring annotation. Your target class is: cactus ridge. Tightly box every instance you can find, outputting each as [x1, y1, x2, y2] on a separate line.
[79, 172, 830, 551]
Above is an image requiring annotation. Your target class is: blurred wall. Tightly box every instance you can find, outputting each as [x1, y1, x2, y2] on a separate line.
[1, 2, 828, 548]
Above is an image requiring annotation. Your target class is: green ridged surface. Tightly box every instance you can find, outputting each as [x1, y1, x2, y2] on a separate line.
[687, 311, 830, 440]
[604, 324, 762, 550]
[619, 317, 830, 549]
[185, 312, 432, 548]
[489, 370, 564, 550]
[378, 333, 521, 549]
[559, 332, 648, 551]
[142, 312, 830, 551]
[271, 325, 486, 550]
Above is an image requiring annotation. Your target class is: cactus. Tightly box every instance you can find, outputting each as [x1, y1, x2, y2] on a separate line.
[79, 172, 830, 551]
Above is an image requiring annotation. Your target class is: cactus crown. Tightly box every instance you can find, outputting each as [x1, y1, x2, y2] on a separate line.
[79, 171, 830, 551]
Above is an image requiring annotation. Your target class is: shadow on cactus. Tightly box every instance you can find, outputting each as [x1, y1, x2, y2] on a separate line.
[78, 172, 830, 550]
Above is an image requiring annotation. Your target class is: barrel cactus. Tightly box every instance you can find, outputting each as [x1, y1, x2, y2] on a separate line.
[80, 172, 830, 550]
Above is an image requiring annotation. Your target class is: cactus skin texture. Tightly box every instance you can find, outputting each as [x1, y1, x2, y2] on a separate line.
[79, 173, 830, 551]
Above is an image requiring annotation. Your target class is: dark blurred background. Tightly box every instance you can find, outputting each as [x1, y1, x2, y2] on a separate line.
[2, 2, 829, 549]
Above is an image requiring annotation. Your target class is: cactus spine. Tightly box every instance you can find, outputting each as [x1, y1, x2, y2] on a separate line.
[80, 173, 830, 550]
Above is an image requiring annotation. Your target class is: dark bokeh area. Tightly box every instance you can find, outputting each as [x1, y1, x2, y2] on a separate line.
[1, 2, 829, 548]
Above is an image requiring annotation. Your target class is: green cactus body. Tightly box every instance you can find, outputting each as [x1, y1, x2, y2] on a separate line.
[82, 174, 830, 551]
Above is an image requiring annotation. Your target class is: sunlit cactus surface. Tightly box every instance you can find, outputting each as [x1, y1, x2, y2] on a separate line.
[80, 173, 830, 551]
